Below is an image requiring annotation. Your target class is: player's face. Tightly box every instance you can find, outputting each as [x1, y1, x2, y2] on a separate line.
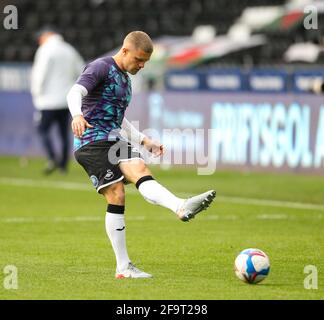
[123, 48, 151, 75]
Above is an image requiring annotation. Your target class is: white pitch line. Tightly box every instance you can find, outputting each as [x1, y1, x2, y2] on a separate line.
[2, 213, 321, 224]
[1, 177, 324, 212]
[0, 177, 90, 191]
[0, 215, 224, 224]
[257, 214, 289, 220]
[217, 195, 324, 212]
[0, 215, 146, 224]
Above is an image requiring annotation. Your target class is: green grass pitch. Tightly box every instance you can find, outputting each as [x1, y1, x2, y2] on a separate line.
[0, 156, 323, 300]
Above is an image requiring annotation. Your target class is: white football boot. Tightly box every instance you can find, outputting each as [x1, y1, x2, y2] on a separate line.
[177, 190, 216, 222]
[115, 262, 152, 279]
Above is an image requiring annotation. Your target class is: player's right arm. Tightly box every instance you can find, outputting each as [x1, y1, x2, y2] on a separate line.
[67, 60, 107, 137]
[67, 84, 93, 138]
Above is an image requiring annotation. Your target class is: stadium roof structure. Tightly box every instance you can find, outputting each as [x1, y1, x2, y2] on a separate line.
[249, 1, 324, 33]
[260, 10, 305, 32]
[105, 34, 266, 69]
[163, 35, 266, 68]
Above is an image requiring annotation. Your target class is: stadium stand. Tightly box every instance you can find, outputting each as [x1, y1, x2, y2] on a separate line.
[0, 0, 288, 63]
[1, 0, 324, 90]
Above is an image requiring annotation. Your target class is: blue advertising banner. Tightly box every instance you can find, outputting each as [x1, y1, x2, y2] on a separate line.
[248, 70, 288, 93]
[165, 69, 289, 93]
[0, 91, 73, 157]
[292, 70, 324, 93]
[164, 71, 202, 91]
[130, 92, 324, 174]
[204, 69, 244, 91]
[165, 69, 324, 93]
[165, 69, 245, 92]
[1, 90, 324, 173]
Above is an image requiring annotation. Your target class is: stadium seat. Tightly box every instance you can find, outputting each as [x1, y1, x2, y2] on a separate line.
[0, 0, 288, 62]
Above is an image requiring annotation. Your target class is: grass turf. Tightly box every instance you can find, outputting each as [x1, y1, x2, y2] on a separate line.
[0, 156, 323, 300]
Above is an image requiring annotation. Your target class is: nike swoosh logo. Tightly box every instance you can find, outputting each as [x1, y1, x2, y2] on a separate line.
[116, 226, 125, 231]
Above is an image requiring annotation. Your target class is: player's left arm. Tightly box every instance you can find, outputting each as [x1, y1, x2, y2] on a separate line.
[121, 117, 164, 157]
[142, 136, 165, 157]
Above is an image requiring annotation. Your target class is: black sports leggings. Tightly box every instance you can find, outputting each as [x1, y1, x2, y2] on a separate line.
[37, 108, 70, 169]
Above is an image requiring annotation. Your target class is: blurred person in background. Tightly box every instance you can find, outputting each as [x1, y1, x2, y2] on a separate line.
[31, 26, 85, 174]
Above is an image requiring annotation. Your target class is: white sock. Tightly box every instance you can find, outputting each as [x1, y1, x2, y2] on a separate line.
[105, 212, 130, 271]
[137, 179, 185, 213]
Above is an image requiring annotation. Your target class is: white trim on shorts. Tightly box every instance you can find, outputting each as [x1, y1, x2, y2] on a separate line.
[96, 176, 125, 193]
[118, 157, 144, 163]
[97, 157, 144, 193]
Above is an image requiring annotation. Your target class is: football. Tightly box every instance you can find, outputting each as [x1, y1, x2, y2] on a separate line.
[234, 248, 270, 284]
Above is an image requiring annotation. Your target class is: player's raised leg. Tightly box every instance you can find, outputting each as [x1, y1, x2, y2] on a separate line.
[119, 159, 216, 221]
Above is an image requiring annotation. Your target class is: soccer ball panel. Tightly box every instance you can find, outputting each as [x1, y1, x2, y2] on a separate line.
[251, 255, 269, 272]
[234, 248, 270, 284]
[234, 254, 249, 282]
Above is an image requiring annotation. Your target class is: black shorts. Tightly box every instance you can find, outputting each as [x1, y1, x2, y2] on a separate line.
[74, 140, 143, 193]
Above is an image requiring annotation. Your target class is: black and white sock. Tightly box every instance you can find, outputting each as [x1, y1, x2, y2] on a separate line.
[105, 204, 130, 271]
[136, 176, 185, 214]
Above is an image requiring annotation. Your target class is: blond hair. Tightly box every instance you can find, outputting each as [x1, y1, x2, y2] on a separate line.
[124, 31, 153, 54]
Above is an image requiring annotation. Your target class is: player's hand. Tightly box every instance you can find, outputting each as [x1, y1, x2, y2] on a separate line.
[71, 115, 93, 138]
[142, 137, 165, 157]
